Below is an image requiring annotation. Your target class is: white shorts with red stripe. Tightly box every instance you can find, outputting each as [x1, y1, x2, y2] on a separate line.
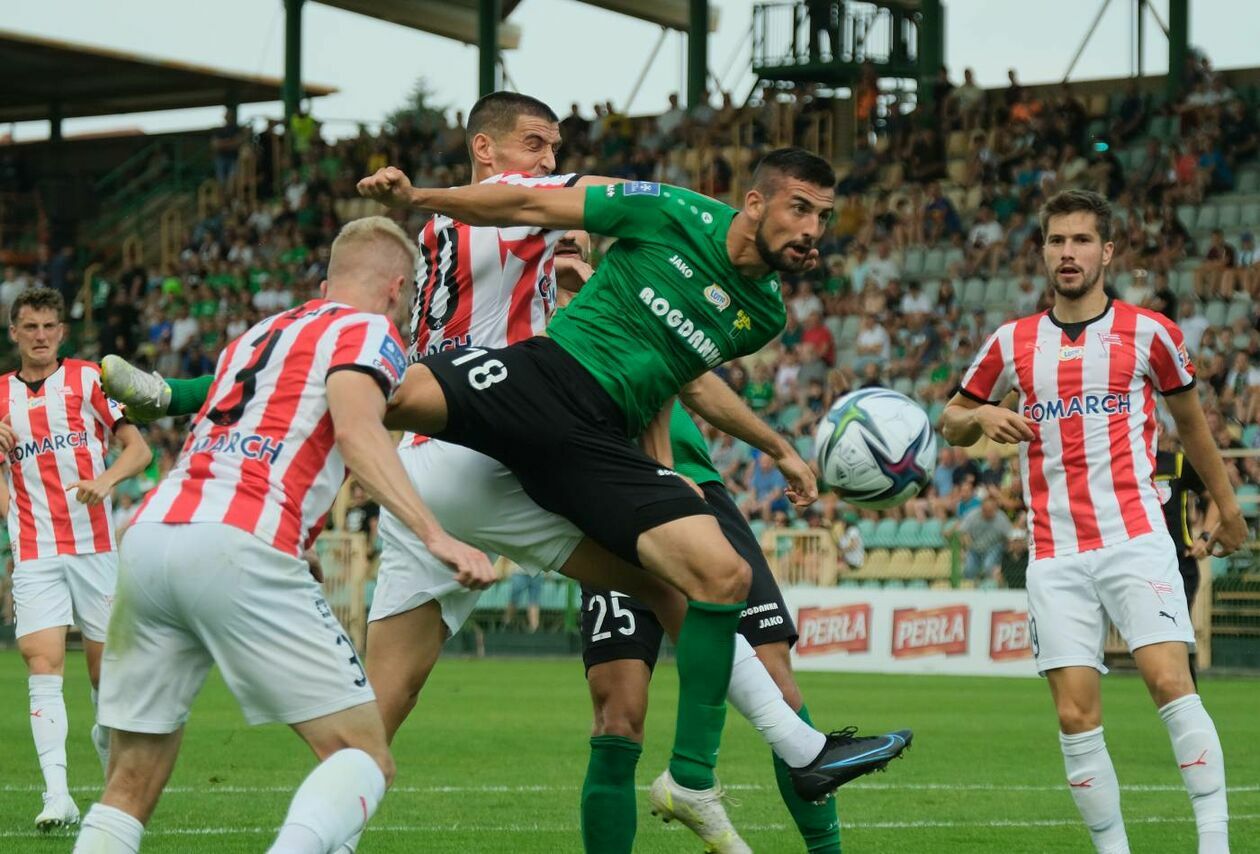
[13, 552, 116, 641]
[99, 522, 373, 733]
[369, 439, 582, 636]
[1026, 530, 1194, 676]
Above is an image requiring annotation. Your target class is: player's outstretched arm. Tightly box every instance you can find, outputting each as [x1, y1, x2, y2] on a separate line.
[681, 372, 817, 506]
[357, 166, 586, 231]
[1164, 390, 1247, 556]
[327, 369, 496, 589]
[940, 392, 1034, 446]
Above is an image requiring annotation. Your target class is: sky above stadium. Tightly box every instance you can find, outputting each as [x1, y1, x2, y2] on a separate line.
[4, 0, 1257, 142]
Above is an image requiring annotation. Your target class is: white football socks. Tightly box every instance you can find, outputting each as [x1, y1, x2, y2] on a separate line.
[91, 687, 112, 778]
[73, 803, 144, 853]
[1159, 694, 1229, 854]
[268, 749, 386, 854]
[29, 675, 70, 797]
[1059, 727, 1129, 854]
[726, 634, 826, 768]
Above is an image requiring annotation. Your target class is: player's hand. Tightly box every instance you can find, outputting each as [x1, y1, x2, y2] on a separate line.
[777, 451, 819, 507]
[975, 405, 1035, 444]
[428, 533, 497, 590]
[66, 477, 112, 506]
[1206, 509, 1248, 557]
[1188, 532, 1210, 560]
[553, 255, 595, 294]
[303, 547, 325, 583]
[0, 416, 15, 455]
[356, 166, 414, 209]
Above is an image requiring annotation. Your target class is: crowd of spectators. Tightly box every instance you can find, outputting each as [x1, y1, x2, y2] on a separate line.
[2, 55, 1259, 594]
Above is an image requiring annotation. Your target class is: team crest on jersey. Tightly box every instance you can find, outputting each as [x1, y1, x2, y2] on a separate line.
[623, 181, 661, 197]
[1058, 345, 1084, 361]
[704, 284, 731, 311]
[1176, 343, 1190, 368]
[1098, 332, 1123, 349]
[732, 309, 752, 335]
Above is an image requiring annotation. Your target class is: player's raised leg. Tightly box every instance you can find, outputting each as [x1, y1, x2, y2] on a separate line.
[1133, 641, 1229, 854]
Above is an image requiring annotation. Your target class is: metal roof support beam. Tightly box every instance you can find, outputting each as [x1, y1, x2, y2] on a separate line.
[284, 0, 305, 122]
[480, 0, 500, 96]
[1167, 0, 1188, 102]
[687, 0, 708, 111]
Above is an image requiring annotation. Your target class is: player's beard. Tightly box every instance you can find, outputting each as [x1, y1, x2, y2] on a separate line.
[1050, 262, 1102, 301]
[754, 222, 811, 273]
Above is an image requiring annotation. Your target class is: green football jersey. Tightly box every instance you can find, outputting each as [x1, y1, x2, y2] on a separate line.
[669, 401, 722, 487]
[547, 182, 786, 436]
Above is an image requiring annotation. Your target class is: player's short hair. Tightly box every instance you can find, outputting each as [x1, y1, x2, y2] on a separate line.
[9, 287, 64, 325]
[329, 216, 418, 278]
[1039, 189, 1113, 243]
[752, 147, 836, 196]
[466, 91, 559, 144]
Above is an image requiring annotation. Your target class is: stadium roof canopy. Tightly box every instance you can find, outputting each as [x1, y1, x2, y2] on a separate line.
[316, 0, 714, 49]
[0, 29, 337, 124]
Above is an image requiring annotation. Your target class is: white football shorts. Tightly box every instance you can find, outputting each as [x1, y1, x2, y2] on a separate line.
[98, 522, 373, 733]
[369, 439, 582, 636]
[1026, 530, 1194, 675]
[13, 551, 116, 641]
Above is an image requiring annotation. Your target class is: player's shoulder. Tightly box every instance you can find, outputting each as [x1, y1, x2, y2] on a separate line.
[1120, 300, 1181, 335]
[62, 357, 102, 374]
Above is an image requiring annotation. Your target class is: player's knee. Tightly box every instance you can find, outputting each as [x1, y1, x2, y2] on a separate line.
[705, 556, 751, 604]
[373, 749, 397, 787]
[1149, 671, 1195, 707]
[1056, 702, 1101, 734]
[23, 652, 64, 675]
[592, 698, 646, 743]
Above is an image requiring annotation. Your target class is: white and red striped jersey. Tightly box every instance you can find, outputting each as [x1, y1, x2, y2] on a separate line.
[134, 300, 408, 557]
[404, 171, 576, 447]
[960, 299, 1196, 561]
[1, 360, 126, 563]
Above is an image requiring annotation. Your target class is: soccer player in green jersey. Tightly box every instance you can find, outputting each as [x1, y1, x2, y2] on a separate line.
[355, 149, 839, 828]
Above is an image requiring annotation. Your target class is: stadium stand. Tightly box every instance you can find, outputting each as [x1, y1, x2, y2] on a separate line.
[1, 53, 1258, 654]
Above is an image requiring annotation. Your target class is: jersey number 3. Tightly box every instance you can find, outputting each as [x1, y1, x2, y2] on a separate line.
[207, 328, 285, 426]
[451, 348, 508, 391]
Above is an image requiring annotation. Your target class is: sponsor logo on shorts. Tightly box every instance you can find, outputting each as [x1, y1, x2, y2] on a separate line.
[1158, 610, 1178, 625]
[892, 605, 969, 658]
[8, 431, 91, 464]
[656, 467, 679, 477]
[989, 610, 1033, 661]
[623, 181, 661, 197]
[1149, 579, 1175, 602]
[796, 604, 870, 655]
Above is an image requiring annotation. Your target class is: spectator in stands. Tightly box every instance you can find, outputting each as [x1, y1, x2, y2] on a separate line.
[800, 312, 836, 366]
[900, 280, 933, 316]
[930, 65, 954, 124]
[923, 183, 962, 244]
[1, 265, 28, 318]
[1111, 79, 1147, 143]
[835, 517, 865, 572]
[1194, 229, 1237, 298]
[1002, 69, 1023, 116]
[211, 106, 246, 185]
[947, 68, 985, 131]
[837, 136, 879, 195]
[169, 303, 199, 353]
[1221, 99, 1258, 163]
[999, 528, 1028, 589]
[504, 568, 542, 634]
[964, 205, 1004, 277]
[854, 314, 891, 372]
[956, 497, 1013, 582]
[908, 128, 946, 183]
[743, 453, 791, 521]
[865, 239, 901, 288]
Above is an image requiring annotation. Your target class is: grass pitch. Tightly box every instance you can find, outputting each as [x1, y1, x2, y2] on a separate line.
[0, 650, 1256, 852]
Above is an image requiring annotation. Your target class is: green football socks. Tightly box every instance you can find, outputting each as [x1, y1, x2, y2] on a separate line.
[167, 374, 214, 416]
[668, 599, 744, 791]
[774, 705, 842, 852]
[580, 734, 642, 854]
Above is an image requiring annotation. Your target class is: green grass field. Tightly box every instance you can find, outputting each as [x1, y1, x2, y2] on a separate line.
[0, 650, 1256, 853]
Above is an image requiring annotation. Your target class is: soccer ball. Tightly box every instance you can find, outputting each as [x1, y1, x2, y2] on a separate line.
[813, 389, 937, 509]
